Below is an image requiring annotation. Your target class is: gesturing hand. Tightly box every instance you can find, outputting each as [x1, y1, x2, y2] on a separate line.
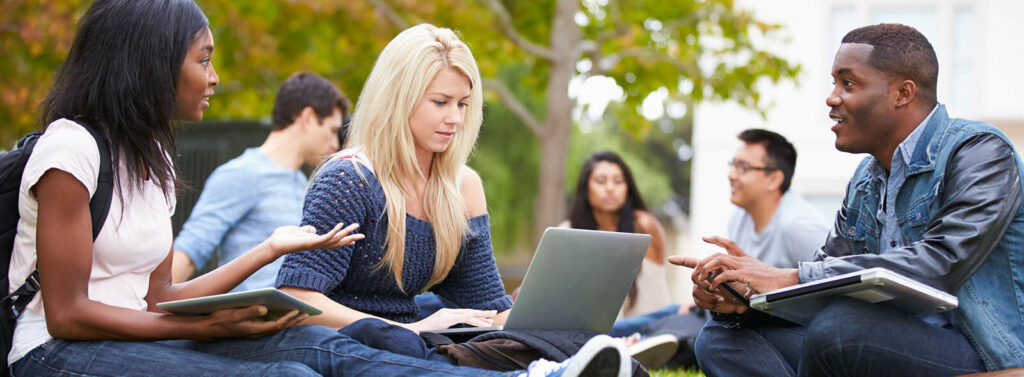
[696, 236, 798, 294]
[266, 223, 365, 258]
[406, 308, 497, 334]
[669, 254, 750, 314]
[668, 236, 799, 314]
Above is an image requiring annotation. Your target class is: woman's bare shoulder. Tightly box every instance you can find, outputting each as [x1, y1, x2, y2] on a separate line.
[460, 166, 487, 217]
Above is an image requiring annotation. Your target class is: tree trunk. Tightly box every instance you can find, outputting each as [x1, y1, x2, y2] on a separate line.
[531, 0, 580, 245]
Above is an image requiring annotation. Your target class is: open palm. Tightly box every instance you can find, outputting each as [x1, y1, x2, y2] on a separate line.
[267, 223, 364, 257]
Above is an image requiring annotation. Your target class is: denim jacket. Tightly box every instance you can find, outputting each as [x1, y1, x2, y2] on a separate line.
[799, 104, 1024, 370]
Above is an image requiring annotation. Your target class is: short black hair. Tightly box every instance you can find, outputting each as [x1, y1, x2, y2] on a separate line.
[842, 23, 938, 107]
[738, 129, 797, 193]
[271, 72, 350, 130]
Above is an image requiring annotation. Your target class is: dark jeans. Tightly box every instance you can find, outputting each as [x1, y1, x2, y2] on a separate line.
[607, 304, 681, 337]
[694, 298, 986, 377]
[339, 317, 454, 364]
[11, 324, 513, 376]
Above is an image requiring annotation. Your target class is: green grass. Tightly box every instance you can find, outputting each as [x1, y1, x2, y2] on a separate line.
[648, 367, 705, 377]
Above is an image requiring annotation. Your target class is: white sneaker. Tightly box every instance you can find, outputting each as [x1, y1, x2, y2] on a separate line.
[627, 333, 678, 370]
[517, 334, 630, 377]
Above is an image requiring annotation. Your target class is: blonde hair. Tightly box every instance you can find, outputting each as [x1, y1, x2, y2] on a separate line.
[340, 24, 483, 291]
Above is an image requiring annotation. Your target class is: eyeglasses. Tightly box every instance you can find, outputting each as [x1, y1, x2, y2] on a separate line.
[728, 160, 777, 174]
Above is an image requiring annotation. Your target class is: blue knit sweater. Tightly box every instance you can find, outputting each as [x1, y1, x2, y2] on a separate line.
[276, 159, 513, 323]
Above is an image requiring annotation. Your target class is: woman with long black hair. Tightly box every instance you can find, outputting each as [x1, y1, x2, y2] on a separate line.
[565, 151, 671, 319]
[7, 0, 363, 374]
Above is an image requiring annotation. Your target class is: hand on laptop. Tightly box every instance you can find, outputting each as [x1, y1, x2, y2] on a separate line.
[405, 308, 497, 334]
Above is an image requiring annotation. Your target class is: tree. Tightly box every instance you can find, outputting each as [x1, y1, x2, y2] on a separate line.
[370, 0, 799, 243]
[0, 0, 798, 252]
[0, 0, 89, 145]
[0, 1, 391, 145]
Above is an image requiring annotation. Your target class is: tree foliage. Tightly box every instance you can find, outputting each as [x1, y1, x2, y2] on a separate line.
[0, 0, 89, 145]
[0, 0, 798, 256]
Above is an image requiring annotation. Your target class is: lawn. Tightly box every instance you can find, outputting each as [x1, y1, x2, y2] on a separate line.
[649, 368, 705, 377]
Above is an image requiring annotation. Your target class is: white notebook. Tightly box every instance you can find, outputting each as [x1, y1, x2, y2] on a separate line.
[749, 268, 958, 325]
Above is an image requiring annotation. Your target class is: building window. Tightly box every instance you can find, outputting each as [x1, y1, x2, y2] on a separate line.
[951, 7, 976, 115]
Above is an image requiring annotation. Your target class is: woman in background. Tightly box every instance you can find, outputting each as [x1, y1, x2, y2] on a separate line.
[566, 151, 673, 320]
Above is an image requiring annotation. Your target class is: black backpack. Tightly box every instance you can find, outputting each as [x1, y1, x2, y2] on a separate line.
[0, 121, 113, 372]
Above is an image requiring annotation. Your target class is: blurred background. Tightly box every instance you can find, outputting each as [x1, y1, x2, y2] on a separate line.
[3, 0, 1022, 303]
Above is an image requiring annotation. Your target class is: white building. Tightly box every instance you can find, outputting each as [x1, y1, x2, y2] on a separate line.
[682, 0, 1024, 298]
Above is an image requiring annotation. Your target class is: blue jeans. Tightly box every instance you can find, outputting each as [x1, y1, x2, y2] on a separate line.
[607, 304, 681, 337]
[694, 299, 986, 377]
[338, 318, 452, 364]
[11, 325, 513, 376]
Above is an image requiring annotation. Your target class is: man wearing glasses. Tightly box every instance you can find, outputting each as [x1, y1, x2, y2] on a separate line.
[721, 129, 827, 270]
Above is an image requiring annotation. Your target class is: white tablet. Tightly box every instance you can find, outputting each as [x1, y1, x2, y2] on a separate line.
[749, 268, 958, 325]
[157, 288, 322, 319]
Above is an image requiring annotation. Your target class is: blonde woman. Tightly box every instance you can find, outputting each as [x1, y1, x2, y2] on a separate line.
[277, 24, 511, 333]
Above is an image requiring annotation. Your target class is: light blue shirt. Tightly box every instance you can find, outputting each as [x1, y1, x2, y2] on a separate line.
[867, 106, 946, 326]
[174, 148, 307, 292]
[867, 106, 937, 253]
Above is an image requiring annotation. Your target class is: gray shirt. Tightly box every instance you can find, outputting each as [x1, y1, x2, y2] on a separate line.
[728, 191, 830, 269]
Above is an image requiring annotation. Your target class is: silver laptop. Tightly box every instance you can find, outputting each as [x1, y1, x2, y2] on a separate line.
[423, 227, 651, 337]
[750, 267, 958, 325]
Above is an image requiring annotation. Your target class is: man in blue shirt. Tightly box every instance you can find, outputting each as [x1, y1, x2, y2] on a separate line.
[171, 72, 350, 292]
[673, 24, 1024, 375]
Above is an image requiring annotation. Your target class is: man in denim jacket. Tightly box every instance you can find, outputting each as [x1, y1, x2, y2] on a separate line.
[673, 23, 1024, 376]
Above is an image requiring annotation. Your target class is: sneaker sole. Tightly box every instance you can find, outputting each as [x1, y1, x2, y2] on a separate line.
[629, 336, 678, 370]
[579, 347, 625, 377]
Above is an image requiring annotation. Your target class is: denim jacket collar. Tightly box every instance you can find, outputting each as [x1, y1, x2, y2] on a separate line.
[866, 105, 936, 181]
[906, 104, 948, 175]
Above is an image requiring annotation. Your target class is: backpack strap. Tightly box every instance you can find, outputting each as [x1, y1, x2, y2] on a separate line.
[9, 120, 113, 318]
[80, 120, 115, 240]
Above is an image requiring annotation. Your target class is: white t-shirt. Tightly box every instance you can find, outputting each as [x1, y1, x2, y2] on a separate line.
[7, 119, 175, 364]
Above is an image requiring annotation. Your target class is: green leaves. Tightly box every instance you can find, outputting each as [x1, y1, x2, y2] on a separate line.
[0, 0, 89, 145]
[0, 0, 798, 255]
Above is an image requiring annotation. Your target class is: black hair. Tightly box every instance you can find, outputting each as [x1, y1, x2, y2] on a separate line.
[39, 0, 209, 198]
[567, 151, 649, 232]
[567, 151, 650, 308]
[842, 23, 938, 107]
[737, 128, 797, 193]
[271, 72, 351, 131]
